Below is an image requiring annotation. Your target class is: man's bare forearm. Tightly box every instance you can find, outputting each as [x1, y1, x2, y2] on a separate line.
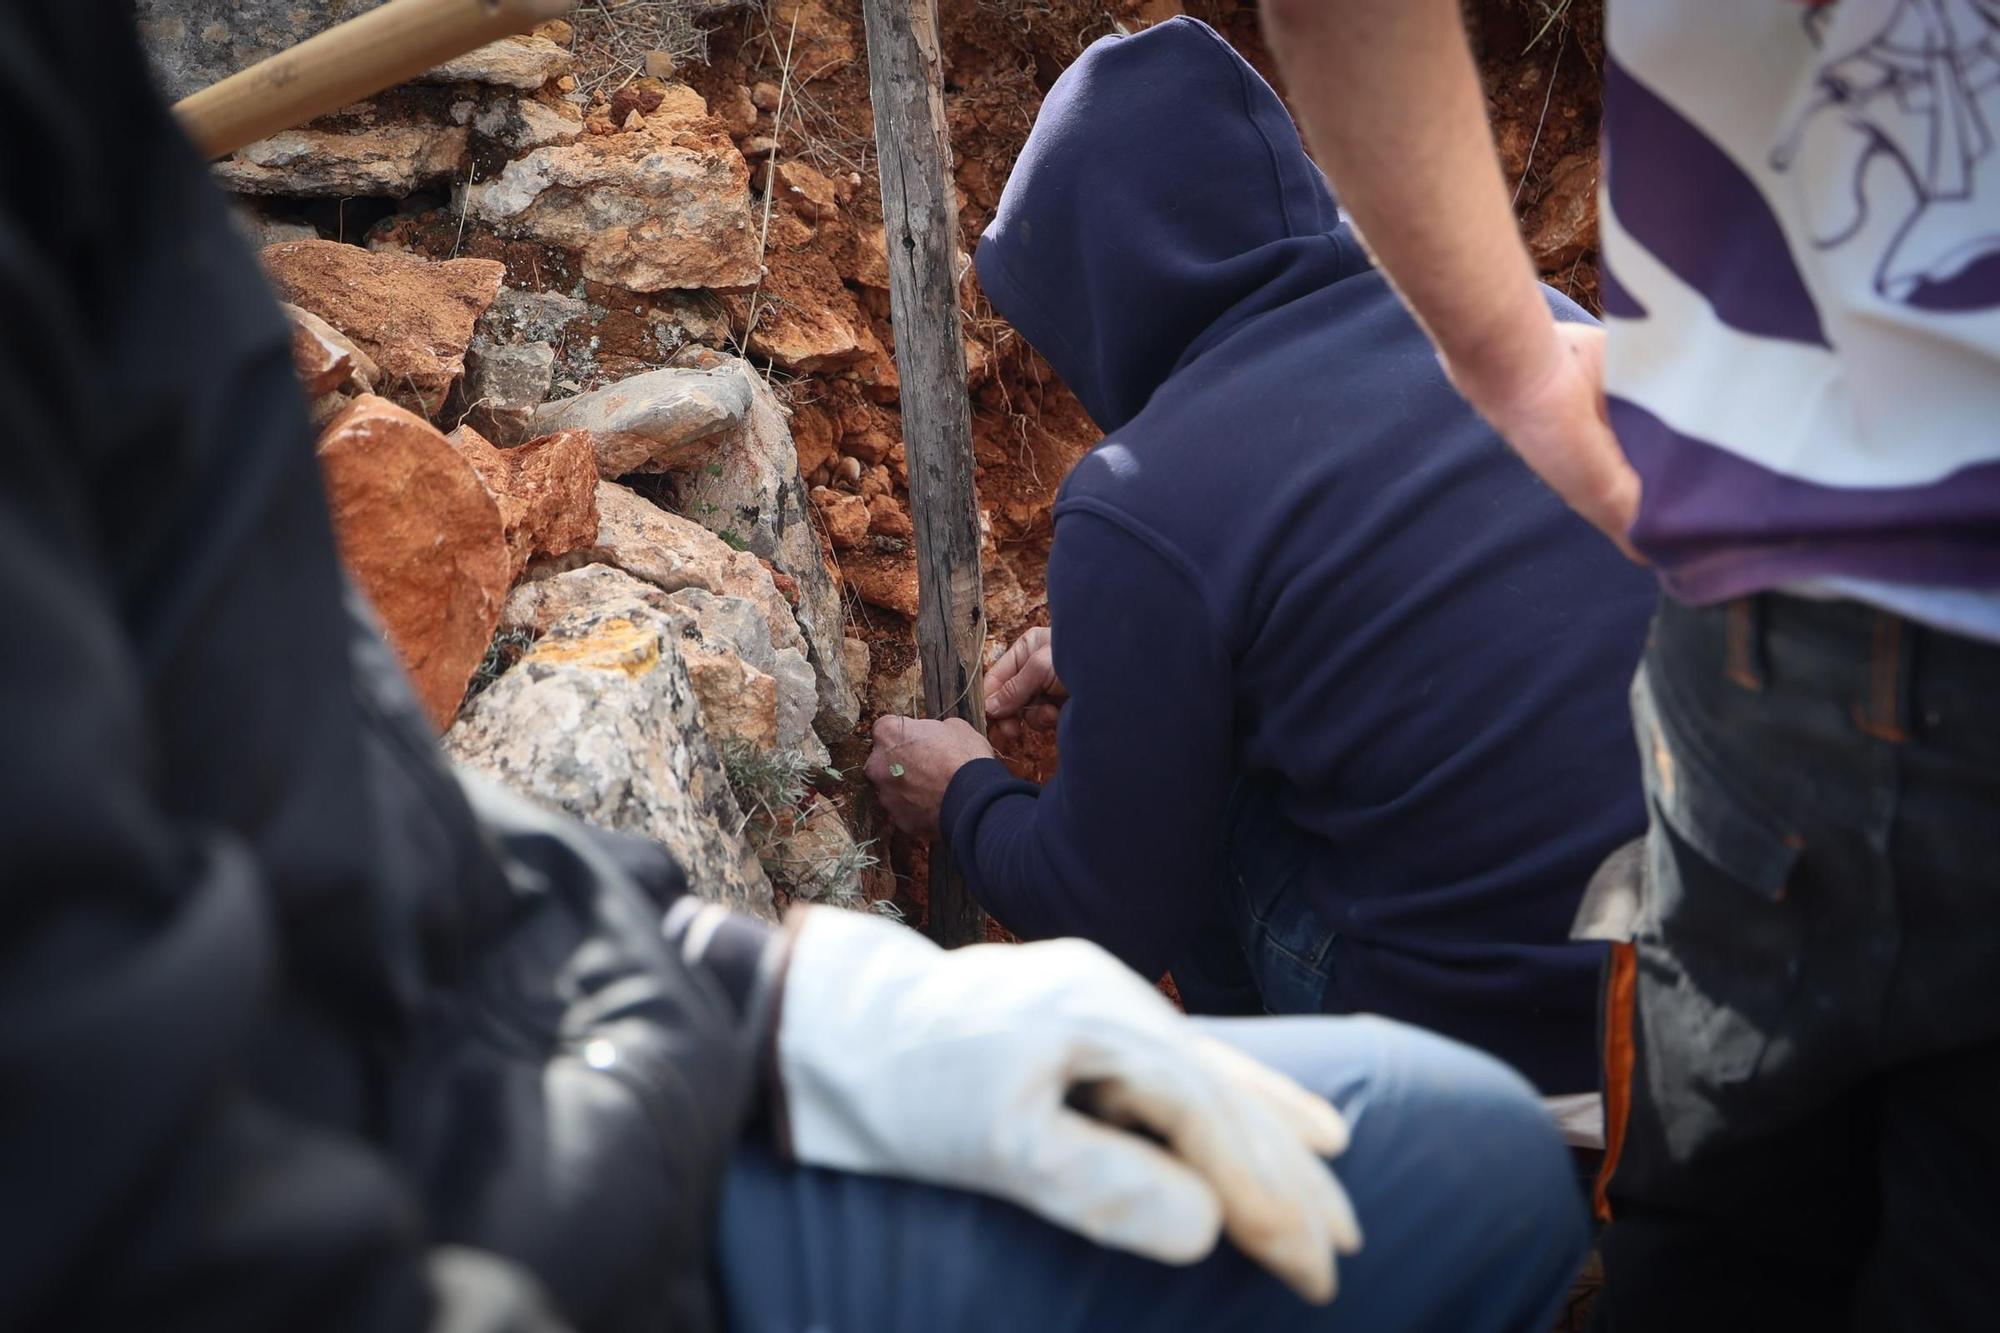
[1261, 0, 1556, 403]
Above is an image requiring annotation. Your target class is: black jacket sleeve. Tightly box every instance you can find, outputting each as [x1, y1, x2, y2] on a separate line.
[1, 6, 775, 1330]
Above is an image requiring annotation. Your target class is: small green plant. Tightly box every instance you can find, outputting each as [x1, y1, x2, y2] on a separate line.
[719, 738, 815, 830]
[718, 528, 749, 552]
[720, 739, 880, 909]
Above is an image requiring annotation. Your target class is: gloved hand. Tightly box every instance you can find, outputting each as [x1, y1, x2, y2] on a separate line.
[774, 907, 1363, 1303]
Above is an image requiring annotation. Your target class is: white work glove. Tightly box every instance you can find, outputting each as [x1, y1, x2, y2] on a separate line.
[774, 907, 1363, 1303]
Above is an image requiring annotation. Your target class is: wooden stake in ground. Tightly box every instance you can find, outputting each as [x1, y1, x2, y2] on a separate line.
[859, 0, 989, 948]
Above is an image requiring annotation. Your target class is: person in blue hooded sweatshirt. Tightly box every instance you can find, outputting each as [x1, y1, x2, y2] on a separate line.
[866, 16, 1657, 1100]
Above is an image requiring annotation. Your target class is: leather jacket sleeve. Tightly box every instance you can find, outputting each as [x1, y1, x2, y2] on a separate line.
[0, 6, 777, 1330]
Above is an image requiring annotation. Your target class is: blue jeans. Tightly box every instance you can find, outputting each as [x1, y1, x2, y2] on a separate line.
[716, 1015, 1587, 1332]
[1172, 782, 1335, 1017]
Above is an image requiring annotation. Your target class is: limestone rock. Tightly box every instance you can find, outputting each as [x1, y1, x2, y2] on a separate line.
[483, 287, 592, 345]
[471, 97, 584, 150]
[812, 485, 869, 550]
[461, 339, 555, 444]
[665, 586, 822, 762]
[217, 124, 469, 198]
[423, 36, 574, 89]
[840, 636, 870, 698]
[580, 482, 808, 662]
[754, 794, 866, 907]
[263, 241, 505, 416]
[317, 396, 511, 731]
[503, 562, 674, 634]
[445, 597, 775, 918]
[533, 365, 751, 476]
[672, 364, 859, 735]
[502, 563, 817, 762]
[467, 132, 759, 291]
[872, 658, 923, 718]
[447, 426, 599, 581]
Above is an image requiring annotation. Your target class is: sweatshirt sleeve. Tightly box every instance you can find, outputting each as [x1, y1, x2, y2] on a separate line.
[940, 507, 1234, 980]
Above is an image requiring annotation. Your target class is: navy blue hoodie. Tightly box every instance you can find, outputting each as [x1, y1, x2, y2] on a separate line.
[944, 18, 1657, 1093]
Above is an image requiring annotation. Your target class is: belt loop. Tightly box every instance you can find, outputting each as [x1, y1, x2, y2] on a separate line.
[1724, 597, 1765, 692]
[1852, 611, 1912, 744]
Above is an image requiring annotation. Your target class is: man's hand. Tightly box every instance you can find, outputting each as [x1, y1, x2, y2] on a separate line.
[1451, 323, 1644, 558]
[1260, 0, 1644, 559]
[984, 627, 1067, 743]
[775, 907, 1363, 1303]
[865, 715, 996, 840]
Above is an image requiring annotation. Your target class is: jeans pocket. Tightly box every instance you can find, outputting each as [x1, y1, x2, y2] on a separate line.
[1634, 669, 1806, 1086]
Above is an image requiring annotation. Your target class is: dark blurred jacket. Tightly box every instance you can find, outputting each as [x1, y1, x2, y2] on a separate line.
[0, 6, 774, 1330]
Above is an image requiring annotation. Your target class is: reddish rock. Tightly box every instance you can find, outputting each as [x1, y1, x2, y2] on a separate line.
[720, 84, 760, 137]
[724, 224, 869, 372]
[317, 396, 511, 730]
[768, 0, 856, 73]
[765, 565, 801, 606]
[448, 425, 600, 581]
[851, 224, 892, 292]
[468, 127, 759, 291]
[866, 492, 913, 540]
[1525, 151, 1599, 272]
[283, 304, 360, 397]
[263, 241, 505, 417]
[774, 159, 839, 221]
[811, 485, 870, 550]
[790, 403, 838, 477]
[859, 464, 894, 501]
[841, 548, 919, 618]
[609, 77, 669, 124]
[842, 425, 894, 466]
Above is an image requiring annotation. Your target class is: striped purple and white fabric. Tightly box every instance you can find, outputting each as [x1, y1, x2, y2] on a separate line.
[1601, 0, 2000, 631]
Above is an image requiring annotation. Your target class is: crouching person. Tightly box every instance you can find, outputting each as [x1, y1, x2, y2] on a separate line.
[867, 17, 1657, 1102]
[0, 5, 1582, 1331]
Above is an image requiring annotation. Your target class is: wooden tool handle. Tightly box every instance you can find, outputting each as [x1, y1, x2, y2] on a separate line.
[173, 0, 575, 160]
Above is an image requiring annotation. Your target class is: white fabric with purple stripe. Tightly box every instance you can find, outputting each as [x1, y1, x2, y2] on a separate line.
[1601, 0, 2000, 637]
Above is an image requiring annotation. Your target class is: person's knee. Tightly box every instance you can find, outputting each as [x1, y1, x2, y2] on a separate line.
[1192, 1014, 1588, 1277]
[1342, 1018, 1588, 1274]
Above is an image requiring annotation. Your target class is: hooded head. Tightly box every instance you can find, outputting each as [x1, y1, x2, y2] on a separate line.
[975, 17, 1363, 432]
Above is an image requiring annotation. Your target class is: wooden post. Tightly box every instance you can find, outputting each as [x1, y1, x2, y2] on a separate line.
[860, 0, 988, 948]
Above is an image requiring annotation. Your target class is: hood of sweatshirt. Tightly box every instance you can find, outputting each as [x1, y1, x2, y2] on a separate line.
[975, 17, 1368, 432]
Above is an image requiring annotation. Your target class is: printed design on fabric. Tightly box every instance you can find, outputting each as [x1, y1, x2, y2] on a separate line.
[1772, 0, 2000, 310]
